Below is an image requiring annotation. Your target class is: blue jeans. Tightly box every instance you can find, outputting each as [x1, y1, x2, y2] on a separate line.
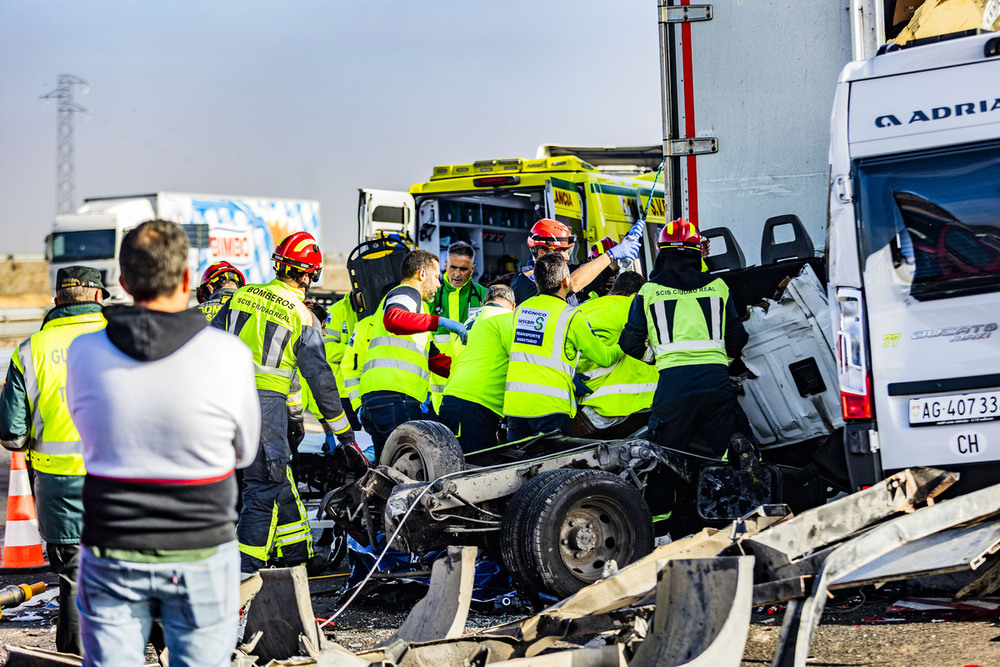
[360, 391, 424, 461]
[77, 541, 240, 667]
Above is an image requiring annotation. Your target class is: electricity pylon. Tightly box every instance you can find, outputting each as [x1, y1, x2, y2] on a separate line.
[41, 75, 88, 215]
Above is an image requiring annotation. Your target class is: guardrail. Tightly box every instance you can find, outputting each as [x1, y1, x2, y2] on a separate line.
[0, 308, 47, 338]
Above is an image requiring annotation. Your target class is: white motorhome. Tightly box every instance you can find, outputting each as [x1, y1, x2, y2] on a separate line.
[828, 31, 1000, 492]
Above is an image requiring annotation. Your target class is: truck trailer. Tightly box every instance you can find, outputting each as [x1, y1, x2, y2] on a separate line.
[46, 192, 322, 300]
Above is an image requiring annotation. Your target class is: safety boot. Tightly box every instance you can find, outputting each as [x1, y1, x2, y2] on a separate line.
[728, 432, 767, 493]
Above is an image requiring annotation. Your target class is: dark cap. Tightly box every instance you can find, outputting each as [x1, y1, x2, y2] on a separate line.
[55, 266, 110, 299]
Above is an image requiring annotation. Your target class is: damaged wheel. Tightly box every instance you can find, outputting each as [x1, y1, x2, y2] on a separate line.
[500, 470, 573, 594]
[380, 420, 466, 481]
[518, 469, 653, 599]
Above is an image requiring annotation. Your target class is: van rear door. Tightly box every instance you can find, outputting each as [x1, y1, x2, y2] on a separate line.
[358, 189, 415, 244]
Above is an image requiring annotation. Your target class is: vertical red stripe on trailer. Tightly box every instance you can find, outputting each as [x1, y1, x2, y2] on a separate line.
[680, 0, 699, 226]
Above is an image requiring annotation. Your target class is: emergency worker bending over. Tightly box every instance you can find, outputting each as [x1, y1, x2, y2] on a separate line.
[618, 219, 761, 478]
[359, 249, 468, 460]
[438, 284, 516, 453]
[503, 252, 622, 442]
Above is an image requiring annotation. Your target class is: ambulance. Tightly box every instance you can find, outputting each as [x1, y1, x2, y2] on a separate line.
[358, 146, 666, 283]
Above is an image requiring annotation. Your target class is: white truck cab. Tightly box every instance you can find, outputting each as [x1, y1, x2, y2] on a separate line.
[47, 197, 156, 301]
[828, 30, 1000, 492]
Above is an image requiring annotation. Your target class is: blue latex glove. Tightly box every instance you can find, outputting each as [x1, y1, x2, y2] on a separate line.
[608, 237, 640, 263]
[323, 432, 340, 454]
[438, 317, 469, 345]
[626, 219, 645, 241]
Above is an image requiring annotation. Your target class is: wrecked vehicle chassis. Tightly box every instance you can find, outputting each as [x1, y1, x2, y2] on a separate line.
[322, 420, 814, 598]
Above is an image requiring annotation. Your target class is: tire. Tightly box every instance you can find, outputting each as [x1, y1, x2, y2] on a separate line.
[499, 470, 573, 594]
[523, 469, 653, 599]
[379, 420, 466, 481]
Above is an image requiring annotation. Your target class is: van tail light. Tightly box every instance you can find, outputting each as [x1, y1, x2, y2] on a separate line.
[835, 287, 874, 420]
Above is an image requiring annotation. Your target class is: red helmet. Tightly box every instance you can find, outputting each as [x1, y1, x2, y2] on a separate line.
[197, 261, 246, 303]
[272, 231, 323, 282]
[657, 218, 701, 252]
[527, 218, 575, 251]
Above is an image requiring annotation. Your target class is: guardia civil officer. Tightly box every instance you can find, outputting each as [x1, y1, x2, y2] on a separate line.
[0, 266, 109, 655]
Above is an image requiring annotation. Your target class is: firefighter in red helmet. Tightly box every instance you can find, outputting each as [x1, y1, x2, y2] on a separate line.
[509, 218, 643, 306]
[618, 219, 763, 524]
[193, 261, 246, 321]
[211, 231, 366, 574]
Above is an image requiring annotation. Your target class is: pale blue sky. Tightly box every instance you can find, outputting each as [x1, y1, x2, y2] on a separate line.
[0, 1, 662, 254]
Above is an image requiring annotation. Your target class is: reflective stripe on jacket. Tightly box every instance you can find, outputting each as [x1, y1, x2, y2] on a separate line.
[503, 295, 579, 419]
[16, 311, 106, 475]
[359, 287, 432, 402]
[224, 280, 312, 394]
[639, 278, 730, 370]
[576, 295, 657, 418]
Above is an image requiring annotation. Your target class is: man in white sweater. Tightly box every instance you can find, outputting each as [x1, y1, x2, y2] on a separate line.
[67, 219, 260, 667]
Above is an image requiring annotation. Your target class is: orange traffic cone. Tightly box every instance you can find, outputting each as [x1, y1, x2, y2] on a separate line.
[0, 452, 46, 570]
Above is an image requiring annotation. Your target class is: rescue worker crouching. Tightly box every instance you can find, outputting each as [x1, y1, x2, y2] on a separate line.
[572, 271, 659, 437]
[618, 219, 764, 487]
[193, 261, 246, 322]
[437, 284, 516, 454]
[211, 231, 365, 574]
[503, 252, 623, 442]
[359, 249, 468, 461]
[0, 266, 109, 655]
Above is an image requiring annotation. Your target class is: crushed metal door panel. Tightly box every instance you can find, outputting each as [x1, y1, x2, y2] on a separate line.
[773, 481, 1000, 667]
[377, 546, 478, 647]
[735, 467, 956, 578]
[356, 637, 520, 667]
[736, 264, 843, 447]
[242, 567, 325, 664]
[631, 556, 754, 667]
[835, 517, 1000, 586]
[488, 643, 626, 666]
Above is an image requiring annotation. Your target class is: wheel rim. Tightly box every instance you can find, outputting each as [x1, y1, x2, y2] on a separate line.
[557, 497, 634, 583]
[390, 442, 428, 480]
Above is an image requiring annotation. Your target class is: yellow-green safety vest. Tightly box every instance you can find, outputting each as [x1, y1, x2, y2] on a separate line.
[576, 295, 658, 418]
[503, 295, 579, 419]
[224, 279, 312, 394]
[14, 312, 106, 475]
[359, 287, 432, 402]
[325, 295, 357, 398]
[340, 315, 374, 412]
[639, 278, 731, 370]
[444, 306, 513, 416]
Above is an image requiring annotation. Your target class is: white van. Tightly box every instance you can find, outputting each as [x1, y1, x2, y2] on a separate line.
[828, 31, 1000, 492]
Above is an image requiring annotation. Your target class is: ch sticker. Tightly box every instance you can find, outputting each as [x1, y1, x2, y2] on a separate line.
[883, 334, 900, 348]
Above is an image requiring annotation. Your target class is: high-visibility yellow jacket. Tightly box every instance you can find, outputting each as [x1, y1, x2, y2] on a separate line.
[503, 294, 621, 419]
[576, 295, 658, 418]
[639, 278, 731, 370]
[359, 286, 432, 403]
